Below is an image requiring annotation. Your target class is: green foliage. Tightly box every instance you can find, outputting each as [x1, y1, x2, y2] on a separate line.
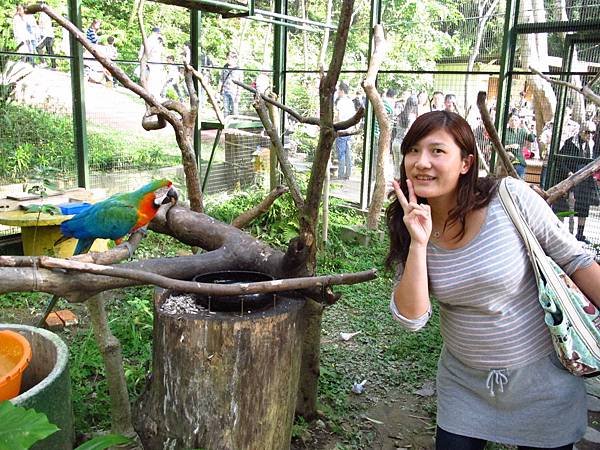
[0, 401, 59, 450]
[0, 401, 130, 450]
[0, 105, 179, 182]
[291, 127, 319, 161]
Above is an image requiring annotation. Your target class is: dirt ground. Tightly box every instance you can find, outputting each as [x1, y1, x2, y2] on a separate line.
[291, 388, 600, 450]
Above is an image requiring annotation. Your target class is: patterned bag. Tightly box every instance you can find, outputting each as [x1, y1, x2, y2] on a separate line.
[498, 178, 600, 376]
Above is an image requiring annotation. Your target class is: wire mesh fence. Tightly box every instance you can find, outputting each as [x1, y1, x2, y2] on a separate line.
[1, 0, 599, 256]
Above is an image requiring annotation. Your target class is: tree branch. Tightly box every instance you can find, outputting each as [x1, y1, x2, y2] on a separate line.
[304, 0, 355, 221]
[231, 185, 289, 229]
[8, 255, 377, 297]
[529, 66, 600, 107]
[545, 156, 600, 204]
[234, 80, 364, 131]
[476, 91, 519, 178]
[253, 96, 305, 208]
[188, 63, 224, 124]
[362, 24, 390, 229]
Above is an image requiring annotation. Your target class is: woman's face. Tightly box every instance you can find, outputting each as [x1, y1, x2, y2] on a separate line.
[403, 129, 473, 201]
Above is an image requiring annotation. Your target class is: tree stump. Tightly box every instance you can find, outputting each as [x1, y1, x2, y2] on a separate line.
[134, 285, 305, 450]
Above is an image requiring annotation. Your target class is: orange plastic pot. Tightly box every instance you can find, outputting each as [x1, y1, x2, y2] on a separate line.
[0, 330, 32, 401]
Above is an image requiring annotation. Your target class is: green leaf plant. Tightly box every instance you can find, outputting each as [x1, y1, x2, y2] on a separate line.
[0, 401, 131, 450]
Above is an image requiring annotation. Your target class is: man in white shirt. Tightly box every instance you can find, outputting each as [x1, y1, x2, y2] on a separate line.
[36, 12, 55, 69]
[334, 82, 356, 180]
[13, 4, 37, 65]
[139, 27, 165, 99]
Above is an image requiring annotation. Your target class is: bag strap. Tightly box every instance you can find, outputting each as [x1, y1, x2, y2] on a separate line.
[497, 178, 575, 316]
[497, 178, 545, 289]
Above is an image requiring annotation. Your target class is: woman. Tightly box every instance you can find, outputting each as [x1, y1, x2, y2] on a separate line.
[391, 95, 419, 179]
[416, 91, 429, 117]
[386, 111, 600, 449]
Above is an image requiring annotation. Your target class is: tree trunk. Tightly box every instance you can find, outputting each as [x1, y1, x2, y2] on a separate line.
[294, 298, 324, 419]
[135, 289, 305, 449]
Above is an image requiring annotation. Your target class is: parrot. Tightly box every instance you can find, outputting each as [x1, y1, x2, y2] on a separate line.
[55, 178, 178, 254]
[37, 179, 178, 327]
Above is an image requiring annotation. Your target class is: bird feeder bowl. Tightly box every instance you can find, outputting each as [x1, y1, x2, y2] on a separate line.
[192, 270, 276, 313]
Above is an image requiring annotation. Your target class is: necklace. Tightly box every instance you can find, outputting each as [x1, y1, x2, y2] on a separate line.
[432, 230, 441, 239]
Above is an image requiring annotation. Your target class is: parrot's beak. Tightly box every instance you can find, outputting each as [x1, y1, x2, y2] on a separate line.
[154, 186, 178, 206]
[162, 186, 178, 205]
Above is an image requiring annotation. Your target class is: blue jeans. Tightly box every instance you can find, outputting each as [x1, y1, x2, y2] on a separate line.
[222, 91, 234, 116]
[336, 136, 352, 179]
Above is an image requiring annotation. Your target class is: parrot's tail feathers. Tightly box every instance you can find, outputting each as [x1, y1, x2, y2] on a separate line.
[54, 235, 73, 247]
[74, 238, 95, 255]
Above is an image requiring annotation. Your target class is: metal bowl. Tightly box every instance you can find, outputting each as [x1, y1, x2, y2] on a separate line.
[192, 271, 275, 312]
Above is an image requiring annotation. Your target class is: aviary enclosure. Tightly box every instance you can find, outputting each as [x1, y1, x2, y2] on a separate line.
[0, 0, 599, 448]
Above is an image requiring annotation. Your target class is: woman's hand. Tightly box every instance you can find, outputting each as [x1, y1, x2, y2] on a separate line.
[392, 179, 432, 246]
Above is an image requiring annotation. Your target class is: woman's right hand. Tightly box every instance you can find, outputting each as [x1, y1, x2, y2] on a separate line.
[392, 179, 432, 246]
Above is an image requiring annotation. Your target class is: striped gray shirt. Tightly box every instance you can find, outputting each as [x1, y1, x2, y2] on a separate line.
[392, 177, 594, 369]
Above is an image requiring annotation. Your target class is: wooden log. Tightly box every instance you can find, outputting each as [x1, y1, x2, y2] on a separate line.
[134, 288, 305, 450]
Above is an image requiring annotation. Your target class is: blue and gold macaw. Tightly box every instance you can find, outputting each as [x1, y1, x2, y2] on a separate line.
[38, 179, 178, 327]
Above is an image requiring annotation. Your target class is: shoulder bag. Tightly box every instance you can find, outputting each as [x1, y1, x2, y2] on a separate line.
[498, 178, 600, 376]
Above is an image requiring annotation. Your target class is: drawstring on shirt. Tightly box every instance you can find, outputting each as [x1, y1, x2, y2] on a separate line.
[486, 369, 509, 397]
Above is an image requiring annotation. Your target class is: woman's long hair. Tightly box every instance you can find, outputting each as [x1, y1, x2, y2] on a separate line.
[385, 111, 498, 271]
[398, 95, 418, 129]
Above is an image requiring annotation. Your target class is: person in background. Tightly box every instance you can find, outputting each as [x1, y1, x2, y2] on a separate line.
[430, 91, 445, 111]
[392, 95, 418, 179]
[12, 4, 38, 65]
[504, 111, 535, 178]
[386, 110, 600, 450]
[86, 19, 101, 45]
[539, 106, 580, 187]
[554, 121, 598, 243]
[220, 51, 242, 116]
[161, 55, 184, 101]
[444, 93, 459, 114]
[139, 26, 165, 99]
[36, 11, 55, 69]
[352, 90, 364, 111]
[334, 81, 356, 180]
[416, 91, 429, 117]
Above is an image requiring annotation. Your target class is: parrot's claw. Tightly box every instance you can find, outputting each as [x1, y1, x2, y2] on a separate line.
[124, 241, 134, 259]
[138, 226, 149, 237]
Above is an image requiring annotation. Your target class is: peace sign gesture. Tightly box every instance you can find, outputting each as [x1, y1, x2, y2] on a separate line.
[392, 179, 432, 246]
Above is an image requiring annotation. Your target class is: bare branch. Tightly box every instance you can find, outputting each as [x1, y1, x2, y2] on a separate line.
[253, 95, 305, 208]
[137, 0, 149, 92]
[304, 0, 356, 221]
[231, 185, 289, 229]
[70, 230, 145, 265]
[476, 91, 519, 178]
[545, 156, 600, 205]
[529, 66, 600, 107]
[15, 256, 378, 296]
[362, 24, 391, 229]
[188, 63, 224, 124]
[236, 80, 320, 125]
[234, 80, 364, 131]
